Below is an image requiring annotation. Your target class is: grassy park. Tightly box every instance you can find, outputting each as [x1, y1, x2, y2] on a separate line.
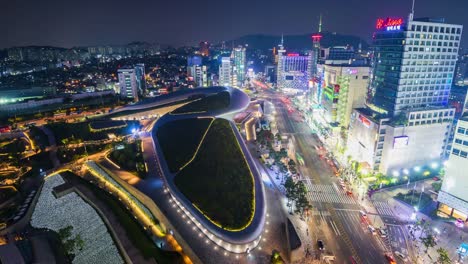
[170, 91, 230, 114]
[174, 118, 254, 230]
[156, 118, 213, 173]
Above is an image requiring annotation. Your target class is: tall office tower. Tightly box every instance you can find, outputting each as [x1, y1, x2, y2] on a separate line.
[134, 63, 146, 96]
[118, 68, 139, 101]
[320, 64, 370, 128]
[347, 15, 463, 174]
[454, 55, 468, 85]
[232, 46, 246, 87]
[187, 55, 203, 78]
[438, 116, 468, 221]
[274, 35, 286, 65]
[194, 65, 208, 87]
[199, 41, 210, 56]
[219, 57, 233, 87]
[276, 52, 313, 93]
[311, 14, 323, 77]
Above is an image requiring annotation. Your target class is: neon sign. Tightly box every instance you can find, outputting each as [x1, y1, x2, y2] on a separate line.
[376, 17, 404, 31]
[287, 53, 299, 57]
[312, 34, 322, 41]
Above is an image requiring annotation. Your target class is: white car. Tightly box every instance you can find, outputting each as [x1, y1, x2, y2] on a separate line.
[359, 210, 367, 218]
[378, 228, 387, 238]
[368, 225, 377, 235]
[394, 251, 406, 260]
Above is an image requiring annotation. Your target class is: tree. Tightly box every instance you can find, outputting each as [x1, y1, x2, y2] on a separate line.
[57, 226, 85, 261]
[436, 247, 452, 264]
[270, 250, 284, 264]
[294, 182, 310, 217]
[432, 182, 442, 192]
[283, 176, 296, 212]
[421, 234, 437, 253]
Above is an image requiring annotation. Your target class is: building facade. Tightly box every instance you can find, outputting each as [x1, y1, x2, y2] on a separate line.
[346, 16, 462, 174]
[219, 57, 233, 87]
[347, 107, 454, 173]
[320, 65, 370, 128]
[438, 116, 468, 221]
[134, 63, 146, 96]
[118, 68, 138, 101]
[277, 52, 313, 93]
[232, 46, 246, 87]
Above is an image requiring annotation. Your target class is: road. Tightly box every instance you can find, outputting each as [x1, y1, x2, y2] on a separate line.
[259, 89, 389, 264]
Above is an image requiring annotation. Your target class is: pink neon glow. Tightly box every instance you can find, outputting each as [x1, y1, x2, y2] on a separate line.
[312, 34, 322, 40]
[376, 17, 404, 29]
[287, 53, 299, 57]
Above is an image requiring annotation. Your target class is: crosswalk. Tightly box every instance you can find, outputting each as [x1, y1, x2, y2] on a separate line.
[303, 182, 357, 204]
[372, 200, 396, 217]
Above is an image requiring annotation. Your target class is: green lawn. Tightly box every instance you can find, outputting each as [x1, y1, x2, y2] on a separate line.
[156, 118, 213, 173]
[108, 140, 146, 178]
[174, 119, 254, 230]
[170, 91, 230, 114]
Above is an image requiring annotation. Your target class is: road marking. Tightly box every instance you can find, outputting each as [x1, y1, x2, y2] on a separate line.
[329, 220, 340, 236]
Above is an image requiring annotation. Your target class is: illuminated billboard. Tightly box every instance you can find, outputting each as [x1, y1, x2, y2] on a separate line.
[358, 114, 371, 128]
[393, 136, 409, 149]
[376, 17, 404, 31]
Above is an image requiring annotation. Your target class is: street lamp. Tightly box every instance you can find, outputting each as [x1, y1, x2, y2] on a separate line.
[414, 166, 421, 172]
[431, 162, 439, 169]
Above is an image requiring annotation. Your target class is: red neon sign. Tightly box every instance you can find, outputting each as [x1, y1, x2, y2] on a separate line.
[287, 53, 299, 57]
[376, 17, 404, 30]
[358, 114, 371, 128]
[312, 34, 322, 41]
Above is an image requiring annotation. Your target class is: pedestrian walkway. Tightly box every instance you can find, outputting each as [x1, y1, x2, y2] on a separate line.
[303, 182, 357, 205]
[373, 200, 396, 217]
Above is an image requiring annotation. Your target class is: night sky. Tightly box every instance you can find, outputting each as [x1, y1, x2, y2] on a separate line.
[1, 0, 468, 49]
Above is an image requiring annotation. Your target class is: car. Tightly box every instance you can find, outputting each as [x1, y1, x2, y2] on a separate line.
[384, 253, 397, 264]
[368, 225, 377, 235]
[317, 240, 324, 251]
[378, 228, 387, 237]
[394, 251, 406, 260]
[359, 210, 368, 218]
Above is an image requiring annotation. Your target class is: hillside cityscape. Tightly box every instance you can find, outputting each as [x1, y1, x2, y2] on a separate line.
[1, 1, 468, 264]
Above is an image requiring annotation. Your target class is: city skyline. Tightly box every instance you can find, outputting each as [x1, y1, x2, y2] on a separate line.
[2, 0, 468, 49]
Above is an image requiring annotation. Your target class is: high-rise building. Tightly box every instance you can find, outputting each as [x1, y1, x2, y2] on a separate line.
[219, 57, 233, 87]
[187, 56, 202, 76]
[323, 46, 355, 62]
[232, 46, 246, 87]
[346, 15, 463, 174]
[311, 14, 323, 77]
[277, 52, 313, 93]
[118, 68, 138, 101]
[370, 17, 462, 116]
[193, 65, 208, 87]
[455, 55, 468, 85]
[438, 116, 468, 221]
[199, 41, 210, 56]
[134, 63, 146, 96]
[320, 64, 370, 128]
